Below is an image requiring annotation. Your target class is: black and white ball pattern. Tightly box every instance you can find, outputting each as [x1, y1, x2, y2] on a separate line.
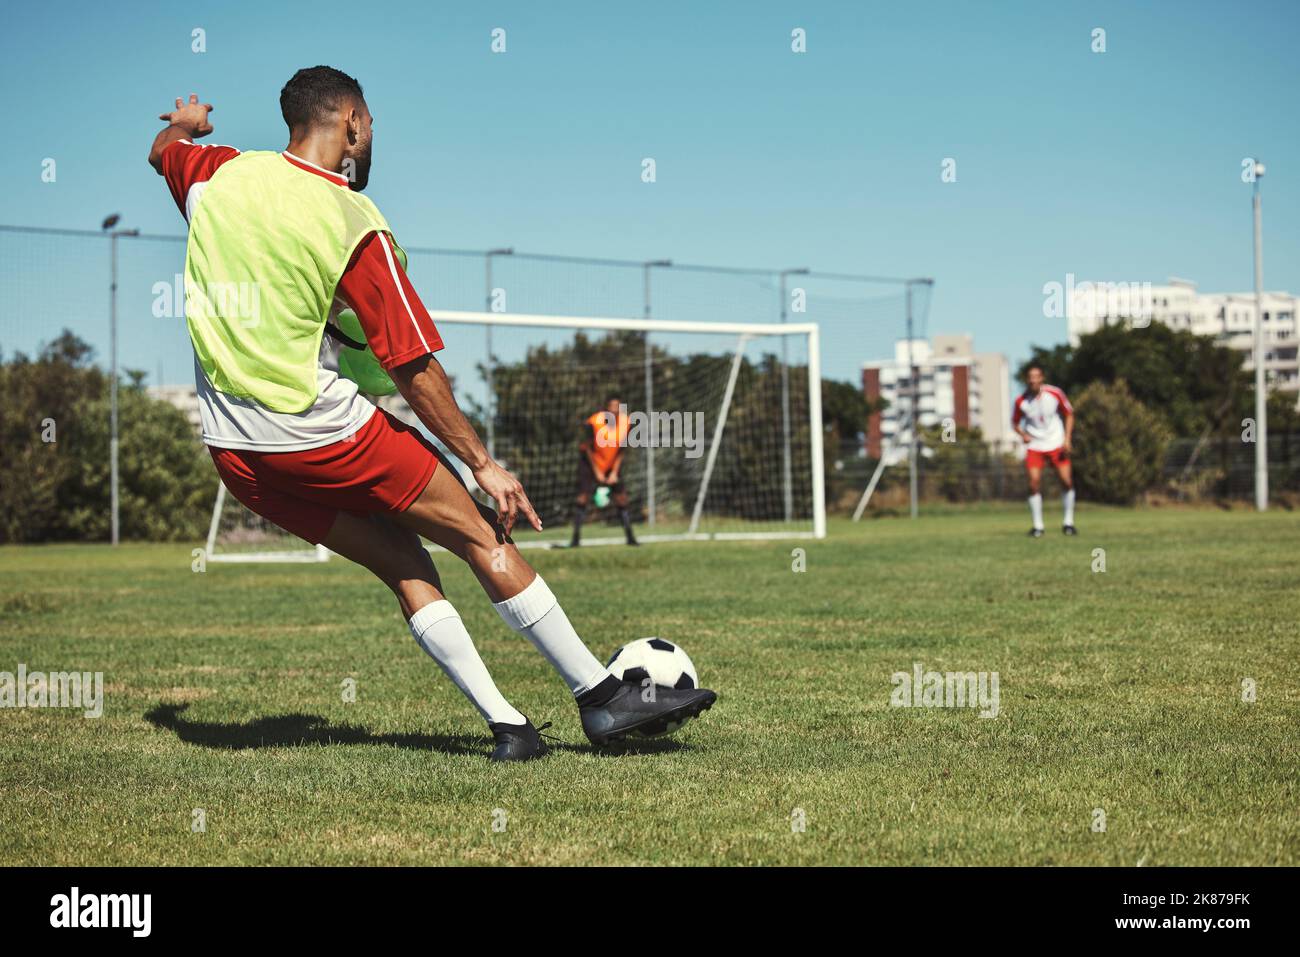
[605, 638, 700, 738]
[606, 637, 698, 691]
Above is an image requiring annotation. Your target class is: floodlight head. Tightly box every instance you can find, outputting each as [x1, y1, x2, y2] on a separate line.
[1254, 161, 1266, 179]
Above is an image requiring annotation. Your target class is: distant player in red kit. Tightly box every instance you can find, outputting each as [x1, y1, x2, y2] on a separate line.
[1012, 364, 1076, 538]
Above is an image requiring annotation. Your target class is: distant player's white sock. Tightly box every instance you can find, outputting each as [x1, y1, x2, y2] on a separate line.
[409, 600, 526, 726]
[494, 576, 611, 695]
[1028, 493, 1044, 531]
[1063, 488, 1076, 526]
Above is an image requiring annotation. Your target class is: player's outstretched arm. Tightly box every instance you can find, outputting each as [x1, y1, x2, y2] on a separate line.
[148, 94, 214, 173]
[390, 355, 542, 535]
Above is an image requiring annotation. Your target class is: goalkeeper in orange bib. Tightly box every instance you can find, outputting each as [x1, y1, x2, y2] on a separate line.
[147, 68, 712, 760]
[570, 394, 639, 548]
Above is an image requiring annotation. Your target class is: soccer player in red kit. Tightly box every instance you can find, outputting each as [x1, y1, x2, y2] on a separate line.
[1012, 364, 1077, 537]
[147, 70, 714, 760]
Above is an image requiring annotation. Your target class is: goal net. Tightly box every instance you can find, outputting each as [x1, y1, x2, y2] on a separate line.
[205, 310, 824, 560]
[440, 310, 824, 546]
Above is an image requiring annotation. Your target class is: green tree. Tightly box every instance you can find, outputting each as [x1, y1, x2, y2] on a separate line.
[0, 331, 213, 543]
[1020, 323, 1249, 438]
[1071, 379, 1172, 504]
[919, 423, 996, 502]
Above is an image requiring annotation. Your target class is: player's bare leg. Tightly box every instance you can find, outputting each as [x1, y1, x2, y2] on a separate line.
[1055, 459, 1078, 534]
[322, 510, 542, 761]
[392, 458, 535, 603]
[393, 453, 716, 745]
[1025, 464, 1045, 537]
[322, 511, 443, 615]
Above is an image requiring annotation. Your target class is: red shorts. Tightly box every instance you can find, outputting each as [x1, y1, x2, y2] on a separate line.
[209, 409, 439, 545]
[1025, 446, 1069, 470]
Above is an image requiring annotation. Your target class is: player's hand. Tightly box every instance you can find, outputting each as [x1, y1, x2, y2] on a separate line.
[159, 94, 215, 138]
[1063, 437, 1073, 453]
[473, 460, 542, 535]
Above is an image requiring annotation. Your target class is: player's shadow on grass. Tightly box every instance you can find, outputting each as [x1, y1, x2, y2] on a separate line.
[144, 702, 690, 757]
[144, 702, 485, 756]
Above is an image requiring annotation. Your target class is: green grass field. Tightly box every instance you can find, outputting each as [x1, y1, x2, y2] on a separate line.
[1, 506, 1297, 866]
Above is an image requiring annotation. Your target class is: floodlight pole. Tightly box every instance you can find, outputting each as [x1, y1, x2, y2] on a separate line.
[779, 268, 808, 523]
[484, 248, 513, 458]
[1251, 164, 1268, 511]
[103, 218, 139, 545]
[642, 259, 671, 527]
[906, 281, 919, 520]
[110, 230, 120, 545]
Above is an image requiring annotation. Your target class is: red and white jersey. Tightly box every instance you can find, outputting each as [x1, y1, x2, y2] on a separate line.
[1012, 384, 1072, 453]
[159, 140, 444, 451]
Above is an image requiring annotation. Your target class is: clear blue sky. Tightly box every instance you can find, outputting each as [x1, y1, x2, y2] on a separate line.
[2, 0, 1297, 387]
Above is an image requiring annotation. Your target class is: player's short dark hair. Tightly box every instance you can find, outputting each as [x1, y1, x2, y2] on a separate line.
[280, 66, 365, 130]
[604, 393, 621, 405]
[1025, 362, 1044, 376]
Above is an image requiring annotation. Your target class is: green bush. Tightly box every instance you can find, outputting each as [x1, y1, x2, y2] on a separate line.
[920, 424, 995, 502]
[1072, 379, 1172, 504]
[0, 331, 213, 543]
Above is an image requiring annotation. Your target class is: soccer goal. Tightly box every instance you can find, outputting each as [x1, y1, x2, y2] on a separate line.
[434, 309, 825, 546]
[204, 309, 824, 560]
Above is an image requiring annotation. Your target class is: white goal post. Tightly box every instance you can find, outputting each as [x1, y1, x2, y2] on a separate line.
[204, 309, 824, 561]
[205, 483, 330, 563]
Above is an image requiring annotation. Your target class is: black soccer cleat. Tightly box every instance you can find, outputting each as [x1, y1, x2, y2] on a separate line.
[488, 718, 546, 762]
[1028, 528, 1044, 538]
[1062, 524, 1078, 536]
[579, 682, 717, 746]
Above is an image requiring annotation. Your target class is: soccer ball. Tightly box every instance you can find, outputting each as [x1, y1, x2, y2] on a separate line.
[605, 638, 701, 738]
[606, 637, 698, 691]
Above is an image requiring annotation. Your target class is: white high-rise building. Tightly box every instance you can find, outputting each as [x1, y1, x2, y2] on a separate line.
[1066, 278, 1299, 396]
[862, 336, 1011, 464]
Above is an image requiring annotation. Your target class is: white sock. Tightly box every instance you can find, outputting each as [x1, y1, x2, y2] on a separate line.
[1063, 488, 1076, 526]
[1029, 493, 1044, 530]
[409, 600, 526, 726]
[494, 576, 611, 695]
